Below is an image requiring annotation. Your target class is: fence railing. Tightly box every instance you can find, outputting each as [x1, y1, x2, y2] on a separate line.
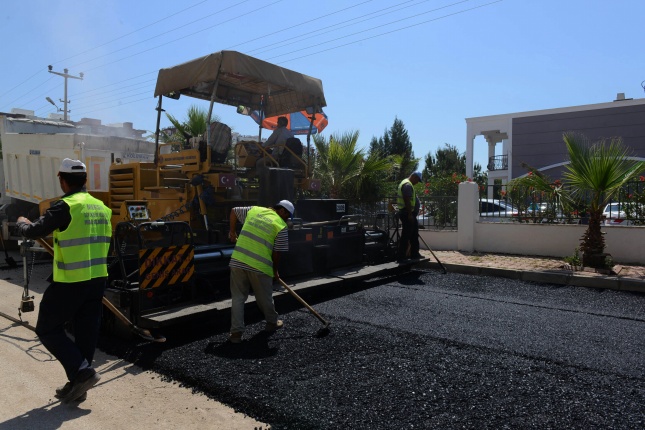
[349, 180, 645, 231]
[350, 195, 458, 231]
[487, 155, 508, 171]
[481, 180, 645, 225]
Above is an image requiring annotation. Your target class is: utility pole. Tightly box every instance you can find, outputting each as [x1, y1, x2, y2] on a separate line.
[47, 66, 83, 121]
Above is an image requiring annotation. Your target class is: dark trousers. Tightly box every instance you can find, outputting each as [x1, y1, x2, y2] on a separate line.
[398, 211, 419, 258]
[35, 278, 106, 382]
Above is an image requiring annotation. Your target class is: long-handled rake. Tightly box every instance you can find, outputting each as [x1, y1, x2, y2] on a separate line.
[277, 277, 330, 337]
[418, 233, 447, 274]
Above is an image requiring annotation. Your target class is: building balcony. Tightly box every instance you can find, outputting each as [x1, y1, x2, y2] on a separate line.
[487, 154, 508, 171]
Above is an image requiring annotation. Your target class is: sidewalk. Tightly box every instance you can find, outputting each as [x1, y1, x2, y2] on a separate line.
[417, 250, 645, 294]
[0, 250, 268, 430]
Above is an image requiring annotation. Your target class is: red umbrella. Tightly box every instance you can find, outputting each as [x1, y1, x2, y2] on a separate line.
[250, 110, 328, 135]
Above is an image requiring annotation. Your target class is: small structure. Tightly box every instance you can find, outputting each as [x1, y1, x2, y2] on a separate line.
[465, 95, 645, 193]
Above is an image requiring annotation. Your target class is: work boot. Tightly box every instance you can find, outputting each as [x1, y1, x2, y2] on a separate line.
[62, 368, 100, 404]
[264, 320, 284, 332]
[228, 332, 243, 344]
[55, 382, 87, 402]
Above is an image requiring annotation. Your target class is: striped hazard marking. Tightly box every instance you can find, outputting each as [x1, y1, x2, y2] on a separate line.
[138, 245, 194, 290]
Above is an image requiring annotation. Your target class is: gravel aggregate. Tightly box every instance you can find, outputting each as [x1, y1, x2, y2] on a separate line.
[100, 271, 645, 429]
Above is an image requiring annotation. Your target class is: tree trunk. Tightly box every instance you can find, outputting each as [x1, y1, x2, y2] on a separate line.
[580, 209, 605, 267]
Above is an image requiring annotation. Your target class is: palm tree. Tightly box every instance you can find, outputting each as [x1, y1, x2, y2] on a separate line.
[313, 131, 392, 201]
[562, 133, 645, 267]
[165, 105, 220, 145]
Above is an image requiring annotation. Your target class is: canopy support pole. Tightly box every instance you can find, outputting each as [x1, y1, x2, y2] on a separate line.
[257, 96, 265, 143]
[206, 78, 219, 148]
[154, 95, 163, 166]
[306, 106, 317, 177]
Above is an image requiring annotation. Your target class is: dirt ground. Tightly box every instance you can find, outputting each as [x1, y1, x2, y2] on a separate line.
[0, 318, 268, 430]
[0, 250, 268, 430]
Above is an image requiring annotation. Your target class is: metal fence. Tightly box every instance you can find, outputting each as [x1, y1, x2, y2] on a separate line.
[348, 180, 645, 231]
[350, 195, 458, 231]
[480, 180, 645, 225]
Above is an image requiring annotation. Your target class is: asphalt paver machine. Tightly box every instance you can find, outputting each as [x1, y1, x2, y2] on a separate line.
[101, 51, 409, 332]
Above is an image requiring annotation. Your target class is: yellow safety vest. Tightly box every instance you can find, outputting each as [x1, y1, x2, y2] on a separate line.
[53, 192, 112, 283]
[397, 178, 417, 212]
[231, 207, 286, 277]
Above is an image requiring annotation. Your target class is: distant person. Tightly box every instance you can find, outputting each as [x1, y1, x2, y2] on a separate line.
[16, 158, 112, 403]
[397, 171, 422, 260]
[263, 116, 294, 155]
[256, 116, 294, 176]
[227, 200, 294, 343]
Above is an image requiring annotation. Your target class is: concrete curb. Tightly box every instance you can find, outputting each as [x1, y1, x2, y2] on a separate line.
[417, 261, 645, 294]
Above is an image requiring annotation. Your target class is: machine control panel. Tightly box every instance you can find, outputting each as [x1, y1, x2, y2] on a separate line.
[126, 202, 151, 222]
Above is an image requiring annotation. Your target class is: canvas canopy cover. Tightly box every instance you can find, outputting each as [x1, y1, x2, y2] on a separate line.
[154, 50, 326, 118]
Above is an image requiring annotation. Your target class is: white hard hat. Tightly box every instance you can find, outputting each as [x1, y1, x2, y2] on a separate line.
[59, 158, 87, 173]
[277, 200, 295, 217]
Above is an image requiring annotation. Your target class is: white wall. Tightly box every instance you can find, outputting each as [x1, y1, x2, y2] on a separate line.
[418, 182, 645, 264]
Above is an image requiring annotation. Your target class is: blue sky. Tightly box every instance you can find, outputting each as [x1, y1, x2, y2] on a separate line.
[1, 0, 644, 171]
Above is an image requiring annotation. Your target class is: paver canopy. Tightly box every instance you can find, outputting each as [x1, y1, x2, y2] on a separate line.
[154, 50, 326, 118]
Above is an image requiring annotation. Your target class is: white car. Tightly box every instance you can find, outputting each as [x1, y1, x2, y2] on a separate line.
[479, 198, 519, 222]
[602, 203, 634, 226]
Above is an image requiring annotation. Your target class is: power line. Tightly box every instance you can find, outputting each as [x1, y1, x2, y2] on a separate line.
[72, 1, 503, 118]
[226, 0, 375, 50]
[265, 0, 473, 60]
[0, 69, 45, 101]
[19, 82, 63, 111]
[0, 0, 213, 108]
[73, 88, 152, 111]
[248, 0, 432, 54]
[53, 0, 211, 67]
[69, 0, 256, 70]
[70, 78, 156, 105]
[1, 76, 55, 112]
[76, 1, 501, 119]
[72, 72, 157, 97]
[6, 1, 502, 121]
[75, 95, 152, 117]
[273, 1, 503, 63]
[82, 1, 281, 73]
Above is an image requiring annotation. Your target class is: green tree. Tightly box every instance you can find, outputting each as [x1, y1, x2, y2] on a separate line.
[424, 144, 465, 177]
[423, 144, 487, 192]
[562, 133, 645, 267]
[165, 104, 220, 145]
[313, 131, 392, 201]
[368, 117, 418, 182]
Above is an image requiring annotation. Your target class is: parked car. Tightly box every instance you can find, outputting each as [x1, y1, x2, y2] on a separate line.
[479, 198, 519, 222]
[417, 201, 457, 229]
[526, 202, 548, 214]
[602, 203, 634, 226]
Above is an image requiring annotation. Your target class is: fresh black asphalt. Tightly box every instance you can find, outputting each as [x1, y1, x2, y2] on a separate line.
[100, 271, 645, 429]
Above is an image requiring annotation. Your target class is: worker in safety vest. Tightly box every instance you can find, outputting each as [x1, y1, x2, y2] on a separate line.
[227, 200, 294, 343]
[16, 158, 112, 403]
[397, 171, 423, 260]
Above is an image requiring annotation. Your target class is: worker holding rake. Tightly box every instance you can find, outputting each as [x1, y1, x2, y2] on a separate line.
[227, 200, 294, 343]
[397, 171, 423, 260]
[16, 158, 111, 403]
